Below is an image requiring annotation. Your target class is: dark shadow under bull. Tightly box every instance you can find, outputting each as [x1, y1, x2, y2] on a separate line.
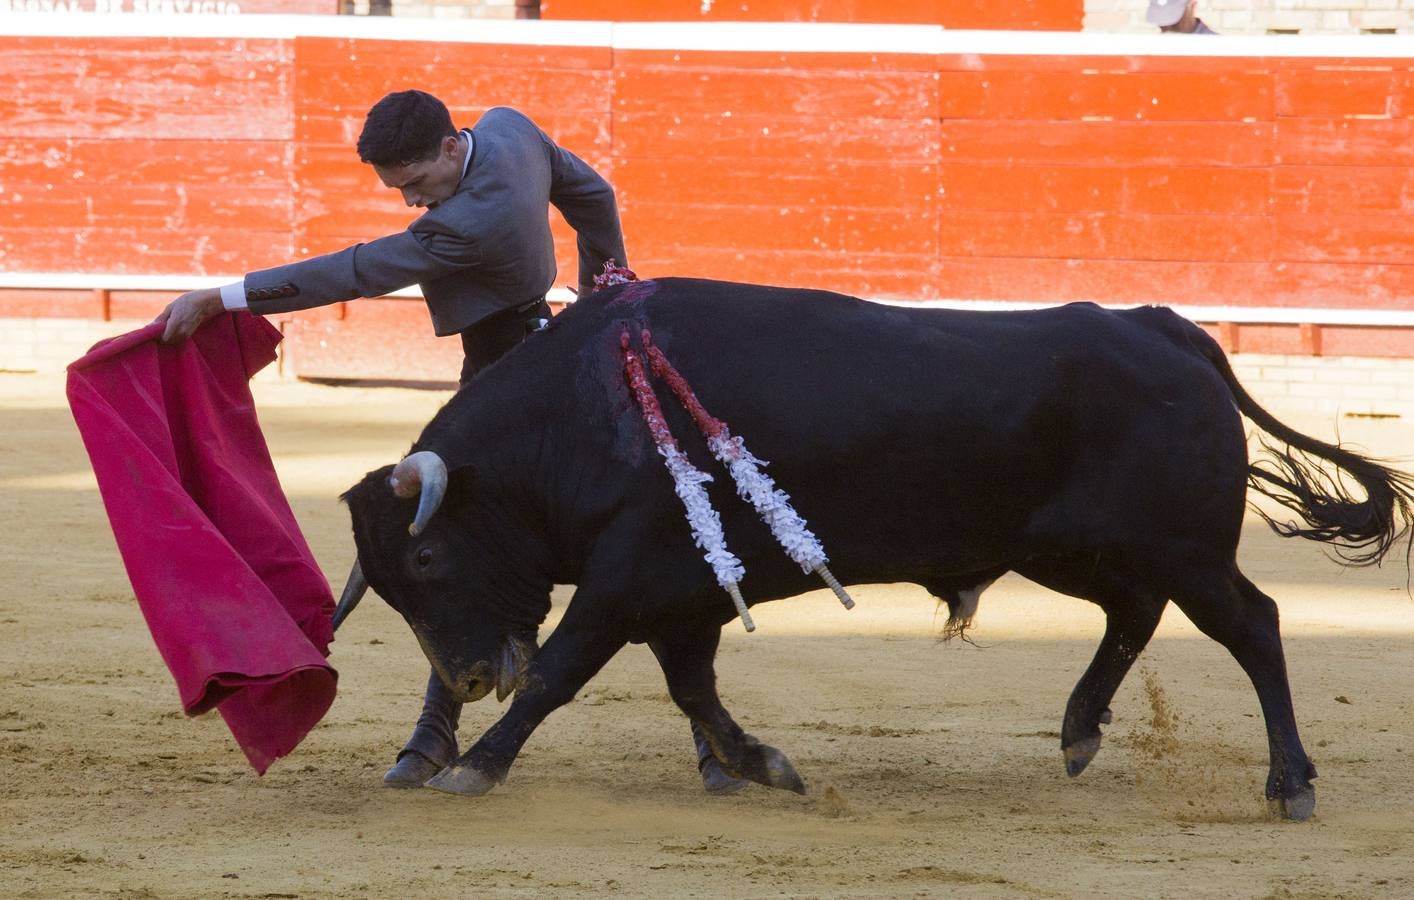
[335, 278, 1413, 821]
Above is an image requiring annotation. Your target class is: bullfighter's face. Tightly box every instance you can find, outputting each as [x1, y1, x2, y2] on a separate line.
[373, 133, 465, 210]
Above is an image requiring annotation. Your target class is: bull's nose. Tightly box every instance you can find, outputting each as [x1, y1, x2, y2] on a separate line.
[456, 660, 495, 703]
[461, 677, 494, 704]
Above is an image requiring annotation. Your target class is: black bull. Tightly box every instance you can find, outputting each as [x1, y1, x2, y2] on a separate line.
[338, 278, 1412, 820]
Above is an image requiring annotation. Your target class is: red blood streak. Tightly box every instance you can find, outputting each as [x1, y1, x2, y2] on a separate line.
[621, 327, 681, 454]
[641, 330, 729, 442]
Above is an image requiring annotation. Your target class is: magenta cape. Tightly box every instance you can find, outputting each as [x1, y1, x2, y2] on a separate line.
[66, 314, 337, 774]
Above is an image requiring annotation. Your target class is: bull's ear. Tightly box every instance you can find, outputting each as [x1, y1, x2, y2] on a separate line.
[340, 463, 396, 506]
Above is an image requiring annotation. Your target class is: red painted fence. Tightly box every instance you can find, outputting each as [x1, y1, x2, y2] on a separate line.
[1, 19, 1410, 380]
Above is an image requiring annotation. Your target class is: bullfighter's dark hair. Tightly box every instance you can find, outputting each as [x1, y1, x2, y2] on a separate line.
[357, 89, 457, 168]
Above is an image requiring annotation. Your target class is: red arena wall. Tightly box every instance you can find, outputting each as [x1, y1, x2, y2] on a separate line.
[0, 18, 1410, 382]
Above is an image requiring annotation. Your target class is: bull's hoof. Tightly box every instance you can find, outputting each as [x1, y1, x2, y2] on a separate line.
[701, 757, 751, 795]
[424, 763, 500, 797]
[1269, 786, 1316, 822]
[1063, 734, 1102, 778]
[760, 746, 807, 795]
[383, 750, 443, 788]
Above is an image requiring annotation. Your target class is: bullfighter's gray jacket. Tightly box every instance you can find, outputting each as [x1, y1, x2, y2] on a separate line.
[243, 106, 627, 336]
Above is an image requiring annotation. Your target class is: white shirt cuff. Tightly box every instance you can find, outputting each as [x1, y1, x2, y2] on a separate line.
[219, 280, 248, 311]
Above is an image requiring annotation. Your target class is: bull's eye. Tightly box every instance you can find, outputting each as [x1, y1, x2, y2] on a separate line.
[416, 547, 434, 568]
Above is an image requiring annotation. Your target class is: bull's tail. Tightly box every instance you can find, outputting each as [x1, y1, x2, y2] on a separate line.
[1194, 326, 1414, 567]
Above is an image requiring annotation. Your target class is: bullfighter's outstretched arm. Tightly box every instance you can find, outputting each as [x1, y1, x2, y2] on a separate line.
[153, 228, 472, 343]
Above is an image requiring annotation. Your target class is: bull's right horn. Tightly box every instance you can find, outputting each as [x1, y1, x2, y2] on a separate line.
[390, 450, 448, 537]
[332, 558, 368, 631]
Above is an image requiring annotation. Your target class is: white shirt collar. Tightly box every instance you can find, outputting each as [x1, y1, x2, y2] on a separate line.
[459, 129, 474, 180]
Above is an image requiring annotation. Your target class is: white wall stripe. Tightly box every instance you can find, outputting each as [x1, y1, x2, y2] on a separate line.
[0, 12, 614, 45]
[3, 272, 1410, 327]
[0, 13, 1411, 59]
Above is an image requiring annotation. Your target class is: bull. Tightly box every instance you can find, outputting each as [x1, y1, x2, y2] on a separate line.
[335, 277, 1412, 820]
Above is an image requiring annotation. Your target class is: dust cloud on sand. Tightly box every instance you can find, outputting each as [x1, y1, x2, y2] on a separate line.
[2, 371, 1412, 898]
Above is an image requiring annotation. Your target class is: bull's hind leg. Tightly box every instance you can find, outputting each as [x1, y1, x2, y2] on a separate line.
[648, 626, 806, 795]
[1171, 570, 1317, 820]
[1014, 557, 1167, 779]
[1060, 591, 1166, 778]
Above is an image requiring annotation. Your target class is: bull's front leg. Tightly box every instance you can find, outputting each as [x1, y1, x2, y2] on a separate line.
[425, 607, 625, 797]
[648, 624, 806, 795]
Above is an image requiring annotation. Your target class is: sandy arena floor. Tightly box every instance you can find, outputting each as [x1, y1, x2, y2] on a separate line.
[1, 368, 1412, 899]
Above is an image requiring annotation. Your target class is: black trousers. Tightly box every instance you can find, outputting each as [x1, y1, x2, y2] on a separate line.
[457, 297, 552, 387]
[402, 296, 549, 765]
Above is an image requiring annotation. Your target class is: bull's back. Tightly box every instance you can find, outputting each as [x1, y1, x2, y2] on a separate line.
[609, 282, 1227, 451]
[490, 280, 1250, 588]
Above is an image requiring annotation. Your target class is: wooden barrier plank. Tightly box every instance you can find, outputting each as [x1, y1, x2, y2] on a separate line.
[282, 297, 464, 384]
[634, 248, 936, 298]
[937, 70, 1273, 121]
[84, 139, 292, 232]
[0, 37, 291, 140]
[1266, 262, 1414, 309]
[615, 112, 939, 163]
[938, 211, 1271, 262]
[1271, 166, 1414, 216]
[613, 156, 937, 210]
[1275, 118, 1414, 166]
[107, 291, 187, 320]
[297, 77, 614, 149]
[0, 137, 291, 271]
[0, 227, 290, 277]
[1274, 213, 1414, 265]
[0, 289, 101, 318]
[935, 257, 1275, 306]
[1227, 324, 1314, 356]
[1400, 69, 1414, 118]
[613, 66, 940, 118]
[939, 120, 1273, 167]
[295, 35, 611, 75]
[0, 289, 217, 322]
[624, 201, 935, 256]
[939, 164, 1269, 217]
[1275, 64, 1407, 118]
[935, 256, 1414, 310]
[1320, 326, 1414, 358]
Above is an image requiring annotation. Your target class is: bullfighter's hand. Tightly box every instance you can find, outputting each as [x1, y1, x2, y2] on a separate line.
[156, 288, 224, 344]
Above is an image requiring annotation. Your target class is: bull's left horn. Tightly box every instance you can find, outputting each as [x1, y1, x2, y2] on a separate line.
[332, 558, 368, 630]
[390, 450, 448, 537]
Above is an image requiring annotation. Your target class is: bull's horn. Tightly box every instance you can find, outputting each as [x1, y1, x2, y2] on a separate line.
[390, 450, 448, 537]
[332, 558, 368, 631]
